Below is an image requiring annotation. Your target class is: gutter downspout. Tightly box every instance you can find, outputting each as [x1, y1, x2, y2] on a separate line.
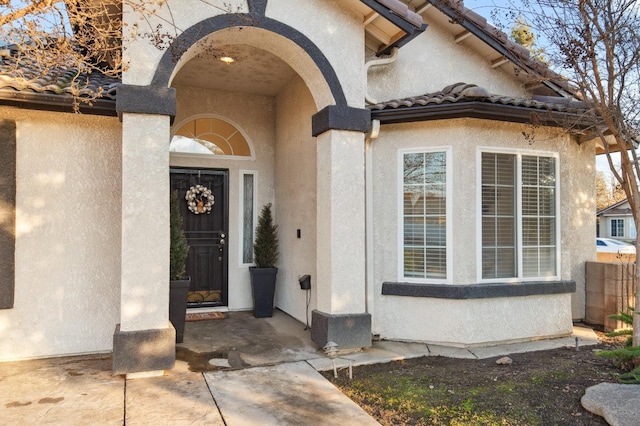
[365, 119, 381, 330]
[365, 48, 399, 105]
[363, 48, 395, 334]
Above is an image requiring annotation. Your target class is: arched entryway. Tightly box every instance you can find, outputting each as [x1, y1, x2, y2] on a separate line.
[114, 4, 372, 375]
[167, 25, 321, 321]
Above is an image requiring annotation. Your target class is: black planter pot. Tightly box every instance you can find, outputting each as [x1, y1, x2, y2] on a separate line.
[249, 267, 278, 318]
[169, 277, 191, 343]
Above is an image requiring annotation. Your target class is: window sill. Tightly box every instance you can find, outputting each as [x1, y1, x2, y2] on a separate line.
[382, 280, 575, 299]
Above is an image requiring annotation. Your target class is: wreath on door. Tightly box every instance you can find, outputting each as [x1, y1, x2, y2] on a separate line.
[185, 184, 215, 214]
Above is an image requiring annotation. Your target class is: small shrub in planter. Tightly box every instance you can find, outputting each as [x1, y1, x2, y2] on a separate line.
[169, 190, 190, 343]
[249, 203, 279, 318]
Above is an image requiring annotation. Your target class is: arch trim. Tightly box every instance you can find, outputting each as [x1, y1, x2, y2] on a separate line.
[151, 13, 347, 106]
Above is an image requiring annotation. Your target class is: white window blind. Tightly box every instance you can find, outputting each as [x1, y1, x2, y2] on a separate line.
[521, 156, 556, 277]
[403, 151, 447, 279]
[481, 153, 516, 278]
[481, 152, 557, 280]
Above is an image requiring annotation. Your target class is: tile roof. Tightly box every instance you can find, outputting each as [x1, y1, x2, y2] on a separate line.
[373, 0, 423, 28]
[369, 83, 585, 113]
[0, 47, 118, 108]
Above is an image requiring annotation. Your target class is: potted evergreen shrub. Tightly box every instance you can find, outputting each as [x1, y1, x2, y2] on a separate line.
[249, 203, 279, 318]
[169, 190, 190, 343]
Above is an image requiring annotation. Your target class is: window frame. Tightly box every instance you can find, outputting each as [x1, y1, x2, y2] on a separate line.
[170, 113, 255, 161]
[610, 218, 625, 238]
[397, 146, 453, 284]
[238, 170, 258, 267]
[476, 147, 561, 283]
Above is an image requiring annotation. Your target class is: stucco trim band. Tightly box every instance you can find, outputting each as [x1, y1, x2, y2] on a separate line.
[112, 324, 176, 375]
[312, 105, 371, 136]
[115, 84, 176, 120]
[0, 120, 16, 309]
[311, 310, 372, 349]
[382, 280, 576, 299]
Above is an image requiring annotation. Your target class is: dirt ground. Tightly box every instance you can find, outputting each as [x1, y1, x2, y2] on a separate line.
[325, 331, 628, 425]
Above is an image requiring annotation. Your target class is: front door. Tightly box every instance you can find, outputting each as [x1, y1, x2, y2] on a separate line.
[170, 168, 228, 307]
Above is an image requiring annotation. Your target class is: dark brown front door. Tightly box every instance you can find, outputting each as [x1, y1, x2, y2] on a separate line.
[170, 167, 228, 307]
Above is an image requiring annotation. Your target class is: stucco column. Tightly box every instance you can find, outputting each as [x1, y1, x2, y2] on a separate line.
[112, 112, 175, 375]
[312, 128, 371, 349]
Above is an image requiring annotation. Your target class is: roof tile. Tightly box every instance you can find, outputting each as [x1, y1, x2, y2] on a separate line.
[368, 82, 585, 113]
[0, 51, 118, 101]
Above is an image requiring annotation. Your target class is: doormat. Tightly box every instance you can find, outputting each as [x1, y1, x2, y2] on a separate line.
[186, 312, 226, 322]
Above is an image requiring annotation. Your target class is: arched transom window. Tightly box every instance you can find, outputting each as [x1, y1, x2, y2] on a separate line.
[170, 116, 251, 157]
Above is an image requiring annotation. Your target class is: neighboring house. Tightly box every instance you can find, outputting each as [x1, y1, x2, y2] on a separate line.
[0, 0, 597, 375]
[597, 199, 636, 242]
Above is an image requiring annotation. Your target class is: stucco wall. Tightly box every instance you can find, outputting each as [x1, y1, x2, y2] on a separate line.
[120, 113, 171, 332]
[266, 0, 364, 107]
[274, 75, 318, 323]
[371, 118, 595, 345]
[0, 108, 121, 361]
[170, 85, 276, 311]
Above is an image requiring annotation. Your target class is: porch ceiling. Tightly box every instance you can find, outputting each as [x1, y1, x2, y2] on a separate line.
[171, 44, 297, 96]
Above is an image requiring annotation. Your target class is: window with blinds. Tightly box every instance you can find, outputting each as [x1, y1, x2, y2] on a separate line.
[481, 152, 557, 280]
[481, 153, 516, 278]
[402, 151, 448, 280]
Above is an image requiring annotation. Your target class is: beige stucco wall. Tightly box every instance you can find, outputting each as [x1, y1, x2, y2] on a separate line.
[266, 0, 364, 107]
[371, 118, 595, 345]
[367, 12, 527, 104]
[120, 113, 171, 332]
[315, 128, 367, 314]
[274, 75, 318, 323]
[0, 108, 121, 361]
[170, 85, 276, 311]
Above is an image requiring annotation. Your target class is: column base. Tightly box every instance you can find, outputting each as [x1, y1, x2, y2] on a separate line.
[311, 310, 371, 350]
[112, 324, 176, 375]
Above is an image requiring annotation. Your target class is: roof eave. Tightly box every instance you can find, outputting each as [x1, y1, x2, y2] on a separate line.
[370, 101, 593, 129]
[359, 0, 428, 55]
[0, 90, 117, 116]
[377, 23, 428, 56]
[361, 0, 423, 33]
[596, 199, 629, 215]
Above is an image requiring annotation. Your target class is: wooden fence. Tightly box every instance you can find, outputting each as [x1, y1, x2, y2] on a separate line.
[585, 261, 636, 332]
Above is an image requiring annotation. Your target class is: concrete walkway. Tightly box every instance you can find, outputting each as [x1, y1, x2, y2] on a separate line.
[0, 317, 634, 425]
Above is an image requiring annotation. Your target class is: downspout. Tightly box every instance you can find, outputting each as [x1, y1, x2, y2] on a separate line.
[365, 47, 399, 105]
[364, 48, 396, 335]
[365, 119, 380, 329]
